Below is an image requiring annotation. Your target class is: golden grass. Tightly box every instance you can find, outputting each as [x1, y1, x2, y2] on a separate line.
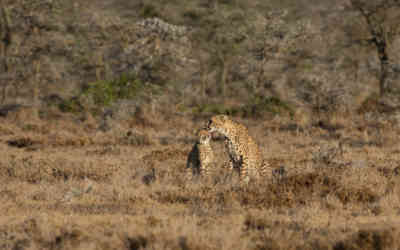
[1, 114, 400, 249]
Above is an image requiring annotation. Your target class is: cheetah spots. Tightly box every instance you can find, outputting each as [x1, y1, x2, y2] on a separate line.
[206, 115, 267, 183]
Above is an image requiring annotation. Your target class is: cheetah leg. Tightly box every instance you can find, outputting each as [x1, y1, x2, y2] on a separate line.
[200, 163, 209, 177]
[239, 158, 250, 184]
[224, 139, 236, 172]
[228, 159, 235, 172]
[260, 160, 270, 178]
[228, 155, 242, 178]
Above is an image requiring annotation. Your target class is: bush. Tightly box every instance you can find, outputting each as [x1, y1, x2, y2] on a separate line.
[82, 74, 145, 107]
[58, 97, 84, 113]
[140, 4, 160, 18]
[183, 9, 202, 23]
[192, 103, 236, 115]
[191, 96, 293, 118]
[241, 96, 293, 118]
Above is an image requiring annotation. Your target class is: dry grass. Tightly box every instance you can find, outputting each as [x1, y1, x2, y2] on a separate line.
[1, 113, 400, 250]
[1, 0, 399, 248]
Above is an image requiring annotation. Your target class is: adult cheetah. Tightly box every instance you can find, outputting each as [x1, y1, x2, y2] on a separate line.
[205, 115, 268, 183]
[186, 129, 215, 179]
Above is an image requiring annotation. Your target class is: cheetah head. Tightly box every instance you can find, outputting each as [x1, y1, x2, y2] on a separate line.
[197, 129, 211, 144]
[205, 115, 230, 136]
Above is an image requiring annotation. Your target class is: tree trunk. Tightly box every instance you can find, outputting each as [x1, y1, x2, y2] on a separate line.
[352, 0, 396, 97]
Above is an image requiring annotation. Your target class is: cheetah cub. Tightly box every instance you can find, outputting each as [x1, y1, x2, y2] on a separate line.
[205, 115, 269, 183]
[186, 129, 215, 179]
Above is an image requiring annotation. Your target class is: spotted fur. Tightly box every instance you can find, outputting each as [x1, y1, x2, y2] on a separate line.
[186, 129, 215, 179]
[206, 115, 269, 183]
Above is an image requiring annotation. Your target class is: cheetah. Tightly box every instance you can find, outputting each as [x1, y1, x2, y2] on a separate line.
[205, 115, 269, 183]
[186, 129, 215, 179]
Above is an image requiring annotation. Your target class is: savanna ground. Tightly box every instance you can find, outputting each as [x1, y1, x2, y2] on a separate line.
[1, 0, 400, 249]
[1, 109, 400, 250]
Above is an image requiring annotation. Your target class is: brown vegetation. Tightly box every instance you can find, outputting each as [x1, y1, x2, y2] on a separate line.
[1, 0, 400, 249]
[0, 111, 400, 249]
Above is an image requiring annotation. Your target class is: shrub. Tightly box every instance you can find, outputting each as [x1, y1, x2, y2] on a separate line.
[82, 74, 145, 107]
[183, 9, 202, 23]
[191, 96, 292, 118]
[140, 4, 160, 18]
[241, 96, 293, 118]
[58, 97, 84, 113]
